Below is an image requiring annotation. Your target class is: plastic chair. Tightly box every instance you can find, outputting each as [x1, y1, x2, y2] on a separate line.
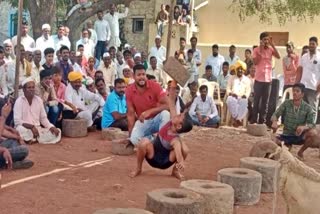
[198, 78, 208, 85]
[202, 81, 224, 123]
[225, 92, 248, 127]
[281, 87, 293, 103]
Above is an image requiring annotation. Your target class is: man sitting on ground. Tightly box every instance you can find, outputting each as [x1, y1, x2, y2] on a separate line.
[226, 60, 251, 127]
[271, 83, 316, 160]
[95, 78, 108, 101]
[36, 69, 62, 127]
[64, 71, 105, 130]
[130, 80, 193, 180]
[189, 85, 220, 128]
[0, 102, 33, 169]
[14, 78, 61, 144]
[102, 78, 128, 131]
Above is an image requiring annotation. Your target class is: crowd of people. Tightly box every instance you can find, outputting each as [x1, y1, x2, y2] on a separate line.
[0, 2, 319, 179]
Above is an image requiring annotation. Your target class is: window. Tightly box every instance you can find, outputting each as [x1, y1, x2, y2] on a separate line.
[132, 18, 144, 33]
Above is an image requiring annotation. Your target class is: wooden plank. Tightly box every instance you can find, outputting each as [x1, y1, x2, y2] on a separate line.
[163, 56, 190, 86]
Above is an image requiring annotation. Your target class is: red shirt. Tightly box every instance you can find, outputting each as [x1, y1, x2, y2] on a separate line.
[158, 121, 179, 150]
[253, 46, 275, 83]
[126, 80, 166, 118]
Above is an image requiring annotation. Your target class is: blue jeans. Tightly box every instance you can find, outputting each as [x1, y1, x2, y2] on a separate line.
[191, 115, 220, 127]
[0, 139, 29, 168]
[130, 110, 170, 146]
[95, 41, 107, 61]
[277, 133, 305, 145]
[45, 104, 62, 126]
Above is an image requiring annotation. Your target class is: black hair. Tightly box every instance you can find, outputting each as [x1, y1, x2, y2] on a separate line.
[212, 44, 219, 49]
[177, 114, 193, 134]
[245, 49, 252, 54]
[190, 36, 197, 42]
[229, 45, 236, 49]
[52, 66, 62, 75]
[40, 69, 53, 80]
[0, 48, 4, 54]
[259, 32, 269, 40]
[309, 36, 318, 44]
[199, 85, 208, 92]
[222, 61, 229, 67]
[149, 56, 156, 61]
[205, 65, 212, 70]
[302, 45, 309, 50]
[97, 10, 103, 14]
[180, 37, 186, 42]
[82, 28, 89, 33]
[146, 74, 156, 80]
[123, 49, 132, 56]
[22, 20, 28, 25]
[109, 46, 116, 51]
[59, 45, 69, 54]
[77, 44, 84, 49]
[252, 45, 258, 50]
[57, 24, 64, 29]
[44, 48, 55, 56]
[293, 83, 306, 93]
[95, 78, 105, 86]
[133, 64, 145, 74]
[114, 78, 125, 86]
[187, 49, 194, 54]
[95, 70, 103, 76]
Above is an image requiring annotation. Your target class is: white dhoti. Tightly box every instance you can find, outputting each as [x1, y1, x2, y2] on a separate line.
[226, 96, 248, 120]
[76, 110, 93, 127]
[16, 126, 61, 144]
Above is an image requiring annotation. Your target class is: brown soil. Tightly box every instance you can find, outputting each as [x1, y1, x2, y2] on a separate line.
[1, 126, 319, 214]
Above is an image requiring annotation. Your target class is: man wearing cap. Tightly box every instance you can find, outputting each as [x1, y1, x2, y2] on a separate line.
[226, 60, 251, 127]
[133, 53, 142, 65]
[149, 36, 166, 68]
[52, 25, 71, 51]
[14, 78, 61, 144]
[104, 3, 129, 48]
[3, 40, 15, 63]
[36, 24, 55, 58]
[98, 52, 116, 90]
[35, 69, 62, 126]
[64, 71, 105, 129]
[12, 21, 35, 50]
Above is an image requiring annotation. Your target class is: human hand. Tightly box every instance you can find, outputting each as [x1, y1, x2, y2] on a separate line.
[18, 137, 26, 145]
[175, 161, 185, 171]
[50, 127, 60, 136]
[139, 111, 150, 123]
[2, 148, 12, 169]
[271, 121, 278, 132]
[31, 126, 40, 138]
[296, 126, 306, 136]
[1, 102, 12, 119]
[269, 37, 275, 47]
[203, 116, 210, 123]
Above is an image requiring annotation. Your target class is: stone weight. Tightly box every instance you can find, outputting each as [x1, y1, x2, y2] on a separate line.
[240, 157, 280, 193]
[180, 179, 234, 214]
[217, 168, 262, 205]
[146, 188, 204, 214]
[93, 208, 153, 214]
[62, 119, 87, 138]
[247, 124, 268, 137]
[111, 140, 135, 156]
[101, 128, 129, 141]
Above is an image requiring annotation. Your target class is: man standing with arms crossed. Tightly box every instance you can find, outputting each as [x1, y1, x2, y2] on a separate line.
[251, 32, 280, 124]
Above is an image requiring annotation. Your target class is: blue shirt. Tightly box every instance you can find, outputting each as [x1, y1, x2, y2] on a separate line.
[101, 91, 127, 128]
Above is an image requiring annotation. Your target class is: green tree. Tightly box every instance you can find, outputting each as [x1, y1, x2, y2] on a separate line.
[230, 0, 320, 25]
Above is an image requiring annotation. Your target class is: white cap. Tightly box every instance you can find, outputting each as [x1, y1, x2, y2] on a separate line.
[85, 77, 94, 86]
[134, 53, 141, 59]
[124, 44, 130, 49]
[25, 47, 34, 52]
[3, 39, 12, 46]
[103, 52, 110, 58]
[42, 23, 51, 30]
[122, 65, 131, 71]
[22, 77, 35, 87]
[155, 35, 161, 39]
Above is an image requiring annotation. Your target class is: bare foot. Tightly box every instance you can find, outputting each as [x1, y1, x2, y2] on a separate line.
[129, 169, 142, 178]
[297, 152, 305, 161]
[171, 168, 185, 180]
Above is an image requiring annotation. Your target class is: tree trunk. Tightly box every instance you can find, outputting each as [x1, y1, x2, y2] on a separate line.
[27, 0, 56, 39]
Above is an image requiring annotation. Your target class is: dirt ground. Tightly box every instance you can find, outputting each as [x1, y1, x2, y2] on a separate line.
[1, 126, 320, 214]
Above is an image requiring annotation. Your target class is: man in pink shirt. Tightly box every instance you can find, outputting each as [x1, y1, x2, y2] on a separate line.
[282, 41, 299, 92]
[251, 32, 280, 124]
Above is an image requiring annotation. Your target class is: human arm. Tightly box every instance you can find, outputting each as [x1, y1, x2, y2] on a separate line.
[295, 66, 303, 83]
[139, 94, 168, 122]
[127, 101, 136, 136]
[171, 138, 185, 170]
[106, 22, 111, 42]
[208, 97, 218, 119]
[270, 101, 287, 131]
[48, 87, 59, 106]
[252, 47, 262, 65]
[118, 7, 129, 19]
[270, 38, 281, 59]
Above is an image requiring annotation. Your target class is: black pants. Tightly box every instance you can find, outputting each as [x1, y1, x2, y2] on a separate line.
[251, 80, 271, 124]
[110, 118, 128, 131]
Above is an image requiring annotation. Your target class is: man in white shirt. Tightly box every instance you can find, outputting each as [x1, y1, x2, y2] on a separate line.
[64, 72, 105, 128]
[225, 45, 240, 67]
[31, 49, 43, 83]
[226, 60, 251, 127]
[104, 3, 129, 48]
[297, 36, 320, 117]
[36, 24, 55, 60]
[94, 10, 111, 61]
[97, 52, 116, 90]
[149, 35, 166, 68]
[205, 44, 225, 77]
[189, 85, 220, 128]
[11, 21, 35, 50]
[76, 28, 95, 59]
[146, 56, 165, 87]
[3, 39, 15, 63]
[115, 51, 126, 78]
[0, 49, 8, 97]
[190, 36, 201, 79]
[51, 25, 71, 51]
[86, 21, 98, 46]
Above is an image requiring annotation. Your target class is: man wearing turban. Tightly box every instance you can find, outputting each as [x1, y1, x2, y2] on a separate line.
[226, 60, 252, 127]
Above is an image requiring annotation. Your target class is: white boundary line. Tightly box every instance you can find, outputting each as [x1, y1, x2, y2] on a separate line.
[1, 156, 114, 189]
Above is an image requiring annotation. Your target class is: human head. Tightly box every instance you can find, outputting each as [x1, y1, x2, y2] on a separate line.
[42, 24, 51, 39]
[222, 61, 229, 75]
[68, 71, 83, 90]
[97, 10, 103, 20]
[85, 77, 96, 93]
[134, 53, 142, 65]
[86, 21, 93, 29]
[161, 4, 166, 10]
[292, 83, 305, 102]
[187, 49, 193, 60]
[14, 45, 26, 62]
[286, 41, 294, 55]
[155, 35, 161, 47]
[3, 39, 13, 56]
[116, 51, 124, 63]
[44, 47, 55, 65]
[212, 44, 219, 57]
[180, 37, 186, 49]
[309, 36, 318, 53]
[109, 46, 116, 59]
[234, 60, 246, 78]
[95, 78, 106, 95]
[40, 69, 53, 87]
[133, 64, 147, 87]
[199, 85, 208, 100]
[174, 5, 180, 13]
[59, 46, 70, 62]
[247, 62, 255, 78]
[95, 70, 104, 80]
[141, 51, 147, 62]
[301, 45, 309, 56]
[21, 20, 29, 36]
[77, 44, 84, 55]
[22, 78, 36, 99]
[52, 66, 62, 84]
[123, 66, 132, 78]
[103, 52, 112, 67]
[189, 81, 199, 95]
[57, 25, 65, 37]
[123, 50, 132, 60]
[110, 3, 116, 14]
[114, 78, 126, 97]
[190, 36, 197, 49]
[245, 49, 252, 59]
[259, 32, 270, 47]
[25, 50, 33, 62]
[81, 28, 89, 39]
[0, 49, 5, 66]
[171, 111, 193, 134]
[88, 57, 95, 68]
[150, 56, 157, 69]
[229, 45, 236, 56]
[205, 65, 213, 77]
